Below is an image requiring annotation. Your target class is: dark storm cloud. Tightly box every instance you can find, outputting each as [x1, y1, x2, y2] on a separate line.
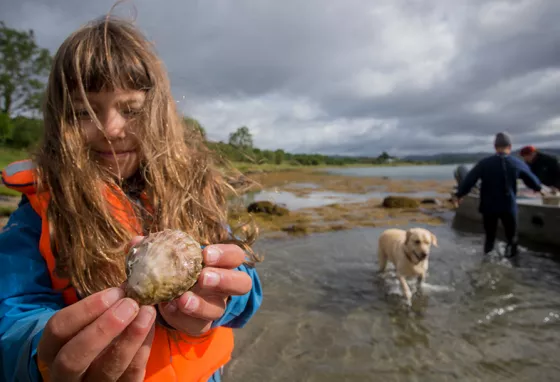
[1, 0, 559, 156]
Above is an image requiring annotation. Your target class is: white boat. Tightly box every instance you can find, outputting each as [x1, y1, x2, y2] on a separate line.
[452, 165, 560, 248]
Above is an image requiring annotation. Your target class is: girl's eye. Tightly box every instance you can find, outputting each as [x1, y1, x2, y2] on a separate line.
[75, 109, 93, 120]
[122, 108, 142, 118]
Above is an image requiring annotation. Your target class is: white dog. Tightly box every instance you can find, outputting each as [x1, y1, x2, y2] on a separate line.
[377, 227, 438, 305]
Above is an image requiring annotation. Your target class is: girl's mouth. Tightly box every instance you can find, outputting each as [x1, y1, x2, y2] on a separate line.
[94, 150, 135, 159]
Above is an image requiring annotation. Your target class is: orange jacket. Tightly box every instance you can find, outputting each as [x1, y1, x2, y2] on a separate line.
[1, 159, 234, 382]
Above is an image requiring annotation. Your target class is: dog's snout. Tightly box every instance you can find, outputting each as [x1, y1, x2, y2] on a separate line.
[419, 252, 428, 260]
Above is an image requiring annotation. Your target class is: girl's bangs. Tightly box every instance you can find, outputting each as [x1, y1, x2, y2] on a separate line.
[62, 24, 153, 94]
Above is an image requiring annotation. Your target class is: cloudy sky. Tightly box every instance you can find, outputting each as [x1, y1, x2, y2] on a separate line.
[2, 0, 560, 156]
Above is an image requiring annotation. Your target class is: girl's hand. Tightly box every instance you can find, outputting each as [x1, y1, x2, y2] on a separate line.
[157, 244, 253, 336]
[37, 287, 156, 382]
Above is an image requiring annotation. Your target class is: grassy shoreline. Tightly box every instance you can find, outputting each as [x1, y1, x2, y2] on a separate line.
[0, 147, 33, 169]
[0, 146, 438, 173]
[230, 160, 437, 174]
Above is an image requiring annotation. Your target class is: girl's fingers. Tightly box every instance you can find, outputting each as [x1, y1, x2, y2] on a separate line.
[50, 298, 140, 380]
[84, 306, 156, 382]
[203, 244, 246, 269]
[38, 287, 125, 366]
[171, 292, 227, 321]
[118, 324, 156, 382]
[195, 267, 253, 296]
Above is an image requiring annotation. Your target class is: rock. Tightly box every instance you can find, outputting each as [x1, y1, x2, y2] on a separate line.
[281, 224, 309, 235]
[420, 198, 441, 206]
[247, 201, 289, 216]
[382, 196, 420, 209]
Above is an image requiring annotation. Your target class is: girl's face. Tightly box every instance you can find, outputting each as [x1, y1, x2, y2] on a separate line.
[75, 89, 145, 179]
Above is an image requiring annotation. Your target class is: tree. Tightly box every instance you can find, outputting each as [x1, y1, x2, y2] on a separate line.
[0, 112, 13, 144]
[0, 22, 52, 116]
[228, 126, 253, 149]
[184, 116, 207, 140]
[10, 116, 42, 148]
[378, 151, 391, 161]
[274, 149, 285, 165]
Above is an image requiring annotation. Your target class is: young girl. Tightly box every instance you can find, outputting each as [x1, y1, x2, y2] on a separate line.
[0, 14, 262, 382]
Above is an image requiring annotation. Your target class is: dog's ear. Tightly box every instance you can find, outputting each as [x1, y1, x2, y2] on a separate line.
[430, 232, 438, 247]
[405, 230, 412, 245]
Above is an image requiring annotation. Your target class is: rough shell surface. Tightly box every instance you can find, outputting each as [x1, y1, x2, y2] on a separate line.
[124, 229, 203, 305]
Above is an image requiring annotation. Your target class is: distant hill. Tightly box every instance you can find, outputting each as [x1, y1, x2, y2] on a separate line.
[404, 147, 560, 164]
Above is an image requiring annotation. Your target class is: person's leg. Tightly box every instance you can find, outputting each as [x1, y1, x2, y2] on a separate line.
[500, 212, 519, 257]
[482, 213, 499, 254]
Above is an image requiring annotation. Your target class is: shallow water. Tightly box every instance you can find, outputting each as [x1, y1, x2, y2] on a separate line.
[224, 218, 560, 381]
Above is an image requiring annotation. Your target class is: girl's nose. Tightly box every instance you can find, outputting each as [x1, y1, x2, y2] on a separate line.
[102, 109, 127, 139]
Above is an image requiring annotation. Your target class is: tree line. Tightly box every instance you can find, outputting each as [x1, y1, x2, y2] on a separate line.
[0, 21, 403, 166]
[185, 119, 401, 166]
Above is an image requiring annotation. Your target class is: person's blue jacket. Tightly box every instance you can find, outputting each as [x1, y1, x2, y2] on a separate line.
[455, 153, 542, 214]
[0, 196, 263, 382]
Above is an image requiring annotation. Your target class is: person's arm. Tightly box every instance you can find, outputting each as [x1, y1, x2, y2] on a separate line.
[0, 198, 65, 382]
[517, 159, 542, 192]
[455, 162, 482, 199]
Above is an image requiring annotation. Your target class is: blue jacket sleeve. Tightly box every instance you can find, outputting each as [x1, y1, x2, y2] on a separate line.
[515, 158, 542, 192]
[456, 161, 482, 198]
[0, 197, 65, 382]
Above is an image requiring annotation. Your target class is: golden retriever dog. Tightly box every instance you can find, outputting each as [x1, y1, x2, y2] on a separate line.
[377, 227, 438, 305]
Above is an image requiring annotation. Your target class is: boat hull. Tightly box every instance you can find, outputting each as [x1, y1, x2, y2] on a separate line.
[455, 193, 560, 248]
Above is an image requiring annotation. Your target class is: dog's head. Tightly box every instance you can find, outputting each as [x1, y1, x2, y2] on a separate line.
[404, 228, 438, 262]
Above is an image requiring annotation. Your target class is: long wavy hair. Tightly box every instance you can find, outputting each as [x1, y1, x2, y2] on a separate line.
[34, 14, 260, 298]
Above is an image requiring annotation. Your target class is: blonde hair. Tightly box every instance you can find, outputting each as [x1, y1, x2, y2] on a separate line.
[34, 13, 260, 298]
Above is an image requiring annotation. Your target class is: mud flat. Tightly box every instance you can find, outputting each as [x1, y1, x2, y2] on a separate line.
[228, 169, 455, 239]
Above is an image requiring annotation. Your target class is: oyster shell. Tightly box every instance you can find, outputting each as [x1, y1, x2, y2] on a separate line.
[124, 229, 203, 305]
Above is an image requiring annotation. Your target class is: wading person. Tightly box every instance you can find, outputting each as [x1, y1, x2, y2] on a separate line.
[0, 15, 263, 382]
[453, 132, 543, 257]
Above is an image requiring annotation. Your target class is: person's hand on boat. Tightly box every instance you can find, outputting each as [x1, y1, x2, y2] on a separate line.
[451, 195, 462, 208]
[158, 243, 253, 337]
[36, 287, 156, 381]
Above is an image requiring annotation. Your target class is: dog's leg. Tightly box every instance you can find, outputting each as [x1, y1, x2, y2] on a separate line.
[398, 276, 412, 306]
[416, 274, 425, 295]
[377, 246, 388, 273]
